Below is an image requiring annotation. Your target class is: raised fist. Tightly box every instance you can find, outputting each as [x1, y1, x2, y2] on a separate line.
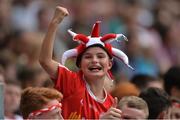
[52, 6, 69, 24]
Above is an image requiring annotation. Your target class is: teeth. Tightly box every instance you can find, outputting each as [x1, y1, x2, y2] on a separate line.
[89, 67, 101, 71]
[90, 68, 100, 71]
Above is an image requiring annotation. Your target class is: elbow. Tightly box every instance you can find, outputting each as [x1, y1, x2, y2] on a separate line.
[39, 58, 49, 68]
[39, 53, 50, 66]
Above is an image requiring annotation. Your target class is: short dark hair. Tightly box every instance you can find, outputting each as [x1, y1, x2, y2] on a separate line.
[163, 66, 180, 95]
[139, 87, 171, 119]
[76, 44, 112, 67]
[131, 74, 156, 91]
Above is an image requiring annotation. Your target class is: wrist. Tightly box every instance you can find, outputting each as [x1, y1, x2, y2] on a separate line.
[51, 17, 63, 24]
[49, 20, 61, 29]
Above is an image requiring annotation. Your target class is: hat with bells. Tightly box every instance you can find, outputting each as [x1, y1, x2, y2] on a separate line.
[62, 21, 134, 70]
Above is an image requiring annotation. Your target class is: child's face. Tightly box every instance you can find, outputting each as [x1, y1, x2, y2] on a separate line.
[80, 46, 112, 78]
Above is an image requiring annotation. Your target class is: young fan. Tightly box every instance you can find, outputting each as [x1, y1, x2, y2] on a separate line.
[39, 6, 132, 119]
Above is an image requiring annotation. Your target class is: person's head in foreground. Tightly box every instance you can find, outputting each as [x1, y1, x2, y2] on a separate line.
[139, 87, 171, 119]
[20, 87, 63, 119]
[117, 96, 149, 119]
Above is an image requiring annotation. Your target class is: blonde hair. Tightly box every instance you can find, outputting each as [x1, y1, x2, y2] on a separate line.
[118, 96, 149, 118]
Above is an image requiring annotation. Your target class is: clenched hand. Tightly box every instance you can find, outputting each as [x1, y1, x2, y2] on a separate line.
[51, 6, 69, 24]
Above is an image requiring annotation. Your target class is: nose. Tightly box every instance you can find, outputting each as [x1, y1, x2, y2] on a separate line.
[91, 56, 98, 64]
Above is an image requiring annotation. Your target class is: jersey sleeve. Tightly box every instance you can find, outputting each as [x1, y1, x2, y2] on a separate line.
[53, 64, 83, 98]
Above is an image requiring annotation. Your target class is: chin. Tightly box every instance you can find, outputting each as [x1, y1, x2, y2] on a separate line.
[88, 72, 105, 78]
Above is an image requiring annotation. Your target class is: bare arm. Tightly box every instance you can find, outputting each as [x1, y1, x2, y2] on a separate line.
[39, 6, 69, 79]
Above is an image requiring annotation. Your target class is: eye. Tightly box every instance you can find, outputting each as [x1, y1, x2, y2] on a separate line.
[83, 55, 92, 59]
[97, 54, 106, 58]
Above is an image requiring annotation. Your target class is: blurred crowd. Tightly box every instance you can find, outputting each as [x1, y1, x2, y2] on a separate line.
[0, 0, 179, 119]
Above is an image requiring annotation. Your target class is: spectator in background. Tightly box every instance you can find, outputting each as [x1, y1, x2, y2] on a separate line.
[111, 82, 140, 100]
[20, 87, 63, 119]
[17, 65, 49, 89]
[4, 80, 22, 120]
[10, 0, 42, 31]
[163, 66, 180, 119]
[117, 96, 149, 119]
[131, 74, 163, 91]
[18, 31, 43, 67]
[163, 66, 180, 101]
[139, 87, 171, 119]
[0, 50, 17, 81]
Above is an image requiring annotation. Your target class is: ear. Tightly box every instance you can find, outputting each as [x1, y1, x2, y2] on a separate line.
[108, 59, 113, 70]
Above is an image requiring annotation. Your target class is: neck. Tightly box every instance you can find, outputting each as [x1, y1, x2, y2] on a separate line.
[84, 76, 106, 99]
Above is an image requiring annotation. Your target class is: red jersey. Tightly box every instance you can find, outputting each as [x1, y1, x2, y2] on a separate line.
[53, 65, 114, 119]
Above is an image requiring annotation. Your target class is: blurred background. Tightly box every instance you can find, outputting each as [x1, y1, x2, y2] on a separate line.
[0, 0, 180, 119]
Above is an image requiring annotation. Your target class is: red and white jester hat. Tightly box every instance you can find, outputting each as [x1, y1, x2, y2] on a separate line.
[62, 21, 134, 70]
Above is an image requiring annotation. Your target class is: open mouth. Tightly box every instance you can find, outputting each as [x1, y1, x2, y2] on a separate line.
[88, 66, 102, 72]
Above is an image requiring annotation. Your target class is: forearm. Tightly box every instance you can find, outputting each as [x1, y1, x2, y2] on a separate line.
[39, 22, 59, 63]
